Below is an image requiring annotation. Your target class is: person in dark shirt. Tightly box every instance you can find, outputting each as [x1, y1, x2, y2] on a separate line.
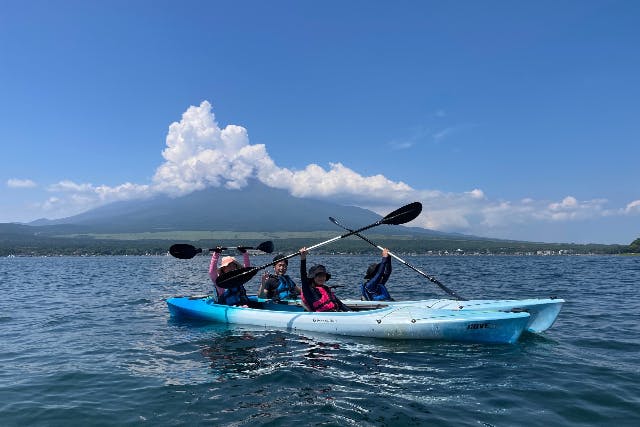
[361, 248, 394, 301]
[258, 254, 301, 301]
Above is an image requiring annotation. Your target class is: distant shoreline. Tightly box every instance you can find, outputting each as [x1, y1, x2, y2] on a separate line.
[0, 230, 632, 257]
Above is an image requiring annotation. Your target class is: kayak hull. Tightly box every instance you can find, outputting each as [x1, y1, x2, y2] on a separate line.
[341, 298, 564, 333]
[167, 296, 530, 344]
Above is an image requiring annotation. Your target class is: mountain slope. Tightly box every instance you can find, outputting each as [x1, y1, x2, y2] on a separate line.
[27, 181, 446, 235]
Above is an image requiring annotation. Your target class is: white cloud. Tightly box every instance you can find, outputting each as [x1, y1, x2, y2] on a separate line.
[32, 100, 638, 241]
[388, 140, 415, 150]
[40, 180, 151, 217]
[467, 189, 485, 199]
[403, 193, 617, 238]
[49, 180, 94, 193]
[41, 197, 61, 211]
[7, 178, 37, 188]
[625, 200, 640, 214]
[152, 101, 263, 194]
[48, 180, 150, 201]
[549, 196, 578, 210]
[433, 127, 455, 142]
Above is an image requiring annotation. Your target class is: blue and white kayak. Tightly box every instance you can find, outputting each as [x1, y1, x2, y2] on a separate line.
[341, 297, 564, 333]
[167, 296, 530, 344]
[249, 296, 564, 333]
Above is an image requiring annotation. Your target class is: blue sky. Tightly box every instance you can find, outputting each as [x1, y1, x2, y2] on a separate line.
[2, 0, 639, 244]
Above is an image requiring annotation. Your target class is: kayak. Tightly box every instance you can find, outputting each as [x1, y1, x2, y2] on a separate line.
[248, 296, 564, 333]
[167, 296, 530, 344]
[341, 297, 564, 333]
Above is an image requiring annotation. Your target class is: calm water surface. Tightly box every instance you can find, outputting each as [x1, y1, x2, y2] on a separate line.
[1, 254, 639, 426]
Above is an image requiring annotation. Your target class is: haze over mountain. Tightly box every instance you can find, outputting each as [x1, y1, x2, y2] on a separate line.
[26, 180, 456, 237]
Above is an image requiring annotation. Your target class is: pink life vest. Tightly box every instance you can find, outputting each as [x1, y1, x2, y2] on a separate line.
[308, 285, 338, 312]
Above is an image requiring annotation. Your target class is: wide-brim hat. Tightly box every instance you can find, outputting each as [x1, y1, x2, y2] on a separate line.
[364, 263, 378, 279]
[218, 256, 240, 272]
[309, 264, 331, 281]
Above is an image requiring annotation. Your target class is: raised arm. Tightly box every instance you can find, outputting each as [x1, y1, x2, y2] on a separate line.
[380, 248, 392, 285]
[208, 249, 221, 283]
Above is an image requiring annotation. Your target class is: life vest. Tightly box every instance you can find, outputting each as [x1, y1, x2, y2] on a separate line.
[218, 285, 249, 306]
[273, 275, 298, 300]
[305, 285, 338, 312]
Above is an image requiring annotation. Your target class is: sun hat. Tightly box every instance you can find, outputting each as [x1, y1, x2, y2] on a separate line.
[364, 263, 379, 279]
[218, 256, 240, 271]
[308, 264, 331, 281]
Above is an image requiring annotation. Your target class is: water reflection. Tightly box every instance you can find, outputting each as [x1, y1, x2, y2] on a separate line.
[202, 331, 267, 377]
[198, 330, 349, 379]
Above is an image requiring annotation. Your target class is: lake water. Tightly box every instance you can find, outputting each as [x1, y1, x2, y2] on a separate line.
[1, 254, 639, 426]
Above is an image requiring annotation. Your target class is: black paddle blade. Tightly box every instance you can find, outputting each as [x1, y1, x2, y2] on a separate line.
[216, 267, 259, 288]
[169, 244, 203, 259]
[381, 202, 422, 225]
[328, 217, 343, 228]
[256, 240, 274, 254]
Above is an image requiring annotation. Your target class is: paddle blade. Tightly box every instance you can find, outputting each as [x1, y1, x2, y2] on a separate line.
[169, 244, 202, 259]
[216, 267, 259, 288]
[256, 240, 274, 254]
[381, 202, 422, 225]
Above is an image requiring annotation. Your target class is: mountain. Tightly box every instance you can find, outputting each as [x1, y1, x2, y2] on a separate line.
[25, 180, 451, 236]
[3, 182, 628, 256]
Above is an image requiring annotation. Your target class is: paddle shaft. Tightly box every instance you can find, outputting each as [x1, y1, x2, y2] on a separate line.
[263, 204, 422, 265]
[216, 202, 422, 287]
[249, 218, 398, 267]
[170, 240, 273, 260]
[329, 217, 467, 300]
[215, 240, 273, 253]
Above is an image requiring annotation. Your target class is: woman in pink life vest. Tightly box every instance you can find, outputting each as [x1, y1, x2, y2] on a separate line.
[299, 247, 349, 312]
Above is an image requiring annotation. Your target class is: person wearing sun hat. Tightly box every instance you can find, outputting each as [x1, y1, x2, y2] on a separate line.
[361, 248, 394, 301]
[298, 247, 349, 312]
[218, 255, 242, 273]
[208, 246, 251, 305]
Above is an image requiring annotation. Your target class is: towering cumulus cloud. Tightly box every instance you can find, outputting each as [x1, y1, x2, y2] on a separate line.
[151, 101, 414, 206]
[153, 101, 268, 194]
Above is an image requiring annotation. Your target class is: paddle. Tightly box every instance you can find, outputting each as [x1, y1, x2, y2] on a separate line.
[216, 202, 423, 288]
[329, 216, 467, 300]
[169, 240, 274, 260]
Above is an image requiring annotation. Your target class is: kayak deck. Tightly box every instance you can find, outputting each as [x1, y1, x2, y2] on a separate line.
[341, 297, 564, 333]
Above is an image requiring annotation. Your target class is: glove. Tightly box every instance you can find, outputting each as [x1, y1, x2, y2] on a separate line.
[236, 246, 247, 254]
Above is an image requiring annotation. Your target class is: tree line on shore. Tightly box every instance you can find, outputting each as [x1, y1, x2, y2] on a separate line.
[1, 234, 636, 257]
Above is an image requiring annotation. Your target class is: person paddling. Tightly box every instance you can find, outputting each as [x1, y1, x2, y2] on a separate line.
[209, 246, 251, 306]
[361, 248, 394, 301]
[299, 247, 349, 312]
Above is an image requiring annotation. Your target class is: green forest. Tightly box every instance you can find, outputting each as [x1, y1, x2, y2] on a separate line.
[1, 229, 636, 257]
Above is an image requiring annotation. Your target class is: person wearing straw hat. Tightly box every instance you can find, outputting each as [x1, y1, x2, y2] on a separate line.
[208, 246, 251, 305]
